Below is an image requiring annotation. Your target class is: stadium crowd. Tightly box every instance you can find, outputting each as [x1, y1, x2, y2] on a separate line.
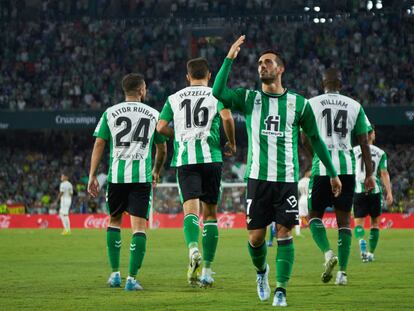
[0, 12, 412, 111]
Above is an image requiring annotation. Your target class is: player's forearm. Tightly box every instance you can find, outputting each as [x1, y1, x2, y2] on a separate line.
[89, 139, 105, 178]
[309, 135, 337, 178]
[157, 120, 174, 138]
[212, 58, 237, 107]
[153, 143, 167, 174]
[358, 134, 373, 177]
[381, 170, 392, 196]
[222, 115, 236, 146]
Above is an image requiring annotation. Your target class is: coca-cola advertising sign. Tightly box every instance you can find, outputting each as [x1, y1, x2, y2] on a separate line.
[84, 215, 110, 228]
[0, 213, 413, 229]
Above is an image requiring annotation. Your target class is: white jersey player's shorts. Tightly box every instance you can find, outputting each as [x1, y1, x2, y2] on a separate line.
[298, 196, 308, 217]
[60, 198, 72, 215]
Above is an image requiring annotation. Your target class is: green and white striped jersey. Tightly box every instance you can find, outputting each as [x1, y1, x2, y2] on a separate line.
[227, 89, 320, 182]
[308, 93, 369, 176]
[159, 86, 224, 167]
[354, 144, 387, 194]
[94, 101, 166, 183]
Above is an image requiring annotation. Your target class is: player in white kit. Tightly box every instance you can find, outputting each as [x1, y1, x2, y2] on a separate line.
[57, 173, 73, 235]
[296, 170, 310, 236]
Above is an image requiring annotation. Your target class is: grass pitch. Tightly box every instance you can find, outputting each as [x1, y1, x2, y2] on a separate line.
[1, 228, 414, 311]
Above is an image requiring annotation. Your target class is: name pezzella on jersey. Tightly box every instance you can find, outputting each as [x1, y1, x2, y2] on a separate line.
[179, 90, 211, 98]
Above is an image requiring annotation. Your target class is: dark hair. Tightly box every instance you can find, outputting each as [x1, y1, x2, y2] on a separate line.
[322, 68, 342, 91]
[369, 124, 375, 133]
[259, 49, 285, 67]
[122, 73, 145, 95]
[187, 57, 210, 79]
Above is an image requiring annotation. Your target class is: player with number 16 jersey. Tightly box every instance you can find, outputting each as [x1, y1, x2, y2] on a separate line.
[157, 57, 236, 288]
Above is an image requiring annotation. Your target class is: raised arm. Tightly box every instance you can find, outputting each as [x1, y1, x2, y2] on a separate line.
[212, 36, 246, 110]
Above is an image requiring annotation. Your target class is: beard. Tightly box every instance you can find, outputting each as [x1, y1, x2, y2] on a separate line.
[260, 73, 277, 85]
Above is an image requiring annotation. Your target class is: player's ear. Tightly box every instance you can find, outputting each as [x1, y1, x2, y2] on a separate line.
[208, 72, 211, 81]
[186, 74, 191, 83]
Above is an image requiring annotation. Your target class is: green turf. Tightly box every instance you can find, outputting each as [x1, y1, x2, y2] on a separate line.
[1, 229, 414, 311]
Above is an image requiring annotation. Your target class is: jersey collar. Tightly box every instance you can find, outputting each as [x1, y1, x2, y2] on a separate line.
[261, 88, 288, 98]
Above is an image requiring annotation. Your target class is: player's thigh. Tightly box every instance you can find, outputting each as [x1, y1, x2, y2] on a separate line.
[308, 175, 332, 216]
[127, 182, 152, 219]
[274, 182, 299, 230]
[106, 183, 128, 217]
[333, 175, 355, 212]
[368, 193, 382, 218]
[200, 162, 222, 205]
[177, 164, 203, 204]
[246, 179, 275, 230]
[353, 193, 370, 218]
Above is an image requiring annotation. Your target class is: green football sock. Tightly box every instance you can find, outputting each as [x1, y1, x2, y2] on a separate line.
[369, 228, 380, 253]
[276, 238, 295, 289]
[128, 232, 147, 278]
[107, 227, 121, 272]
[338, 228, 352, 271]
[354, 225, 365, 240]
[184, 214, 199, 249]
[310, 218, 331, 253]
[247, 241, 267, 272]
[202, 220, 219, 268]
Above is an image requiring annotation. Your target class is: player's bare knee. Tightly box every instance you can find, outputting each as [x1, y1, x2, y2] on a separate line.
[248, 230, 266, 247]
[109, 214, 122, 227]
[183, 199, 200, 216]
[276, 224, 292, 239]
[202, 203, 217, 220]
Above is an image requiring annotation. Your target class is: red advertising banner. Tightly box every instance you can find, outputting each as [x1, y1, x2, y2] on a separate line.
[0, 213, 413, 229]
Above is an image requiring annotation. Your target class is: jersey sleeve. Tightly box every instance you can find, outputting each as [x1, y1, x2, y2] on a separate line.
[159, 98, 174, 122]
[59, 183, 64, 192]
[154, 130, 167, 144]
[379, 153, 387, 170]
[299, 101, 319, 138]
[354, 106, 369, 135]
[217, 101, 225, 113]
[300, 102, 338, 178]
[93, 111, 110, 140]
[212, 58, 247, 113]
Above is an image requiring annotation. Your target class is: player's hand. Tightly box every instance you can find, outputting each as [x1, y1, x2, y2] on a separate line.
[330, 176, 342, 198]
[364, 175, 376, 194]
[385, 192, 393, 206]
[223, 141, 236, 157]
[87, 176, 100, 198]
[227, 35, 245, 60]
[152, 170, 160, 188]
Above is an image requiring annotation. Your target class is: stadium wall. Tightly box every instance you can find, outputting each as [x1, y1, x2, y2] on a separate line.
[0, 107, 414, 129]
[1, 213, 413, 229]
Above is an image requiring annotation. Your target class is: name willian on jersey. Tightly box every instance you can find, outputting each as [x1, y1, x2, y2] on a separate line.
[320, 99, 348, 109]
[111, 106, 157, 122]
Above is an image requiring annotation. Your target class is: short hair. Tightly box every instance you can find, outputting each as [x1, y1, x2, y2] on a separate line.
[187, 58, 210, 79]
[121, 73, 145, 95]
[259, 49, 285, 67]
[369, 124, 375, 133]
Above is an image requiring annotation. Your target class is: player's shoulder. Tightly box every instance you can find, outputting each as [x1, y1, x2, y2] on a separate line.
[371, 144, 385, 156]
[169, 86, 214, 101]
[286, 90, 306, 100]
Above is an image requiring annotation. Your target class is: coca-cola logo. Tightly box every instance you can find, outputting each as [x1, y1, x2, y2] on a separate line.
[217, 214, 235, 228]
[0, 215, 11, 228]
[84, 215, 110, 228]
